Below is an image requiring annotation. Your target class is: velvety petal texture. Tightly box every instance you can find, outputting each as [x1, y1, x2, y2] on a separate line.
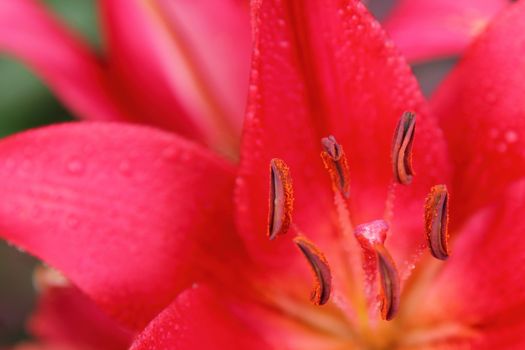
[384, 0, 508, 62]
[100, 0, 251, 155]
[236, 0, 450, 272]
[0, 0, 127, 122]
[28, 287, 133, 350]
[130, 285, 269, 350]
[0, 122, 239, 329]
[431, 0, 525, 225]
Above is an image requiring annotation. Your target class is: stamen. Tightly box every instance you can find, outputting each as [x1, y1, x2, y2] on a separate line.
[425, 184, 450, 260]
[293, 236, 332, 305]
[268, 158, 294, 240]
[391, 111, 416, 185]
[375, 244, 400, 321]
[320, 135, 350, 198]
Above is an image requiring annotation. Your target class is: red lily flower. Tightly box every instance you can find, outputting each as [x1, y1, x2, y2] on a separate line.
[383, 0, 509, 62]
[0, 0, 251, 156]
[2, 0, 525, 349]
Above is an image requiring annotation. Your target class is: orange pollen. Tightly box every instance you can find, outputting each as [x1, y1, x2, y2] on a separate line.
[375, 243, 400, 321]
[293, 235, 332, 306]
[320, 135, 350, 198]
[391, 111, 416, 185]
[268, 158, 294, 240]
[425, 184, 450, 260]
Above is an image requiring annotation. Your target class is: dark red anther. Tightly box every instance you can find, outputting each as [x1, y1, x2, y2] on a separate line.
[391, 111, 416, 185]
[294, 236, 332, 306]
[268, 159, 294, 240]
[375, 244, 400, 321]
[321, 135, 350, 198]
[425, 184, 450, 260]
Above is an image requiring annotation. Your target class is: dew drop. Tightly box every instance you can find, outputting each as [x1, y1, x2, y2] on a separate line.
[505, 130, 518, 143]
[66, 214, 80, 229]
[67, 159, 85, 175]
[278, 40, 290, 48]
[119, 160, 132, 176]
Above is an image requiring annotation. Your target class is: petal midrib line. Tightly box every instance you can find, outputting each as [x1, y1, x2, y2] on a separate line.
[142, 0, 241, 157]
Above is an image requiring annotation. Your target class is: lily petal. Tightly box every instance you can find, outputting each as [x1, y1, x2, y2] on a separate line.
[100, 0, 250, 156]
[0, 122, 239, 329]
[384, 0, 508, 62]
[236, 0, 449, 270]
[129, 285, 269, 350]
[410, 180, 525, 347]
[431, 0, 525, 225]
[0, 0, 127, 122]
[29, 287, 133, 350]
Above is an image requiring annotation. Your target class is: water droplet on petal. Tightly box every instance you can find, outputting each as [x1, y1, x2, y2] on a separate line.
[505, 130, 518, 143]
[119, 160, 132, 176]
[66, 214, 80, 229]
[67, 159, 85, 175]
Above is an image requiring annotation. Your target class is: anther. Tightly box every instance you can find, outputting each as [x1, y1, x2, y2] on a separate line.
[375, 244, 400, 321]
[293, 236, 332, 305]
[321, 135, 350, 198]
[268, 158, 294, 240]
[425, 184, 450, 260]
[391, 111, 416, 185]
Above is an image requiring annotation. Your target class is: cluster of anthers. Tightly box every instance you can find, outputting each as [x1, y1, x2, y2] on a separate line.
[267, 111, 449, 321]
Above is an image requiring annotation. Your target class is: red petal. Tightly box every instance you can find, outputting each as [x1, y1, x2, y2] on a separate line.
[236, 0, 449, 269]
[129, 285, 268, 350]
[0, 0, 128, 122]
[384, 0, 508, 62]
[431, 1, 525, 225]
[100, 0, 250, 155]
[411, 180, 525, 347]
[29, 287, 133, 350]
[0, 122, 239, 329]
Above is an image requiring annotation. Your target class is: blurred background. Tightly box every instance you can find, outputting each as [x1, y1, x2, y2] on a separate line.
[0, 0, 455, 346]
